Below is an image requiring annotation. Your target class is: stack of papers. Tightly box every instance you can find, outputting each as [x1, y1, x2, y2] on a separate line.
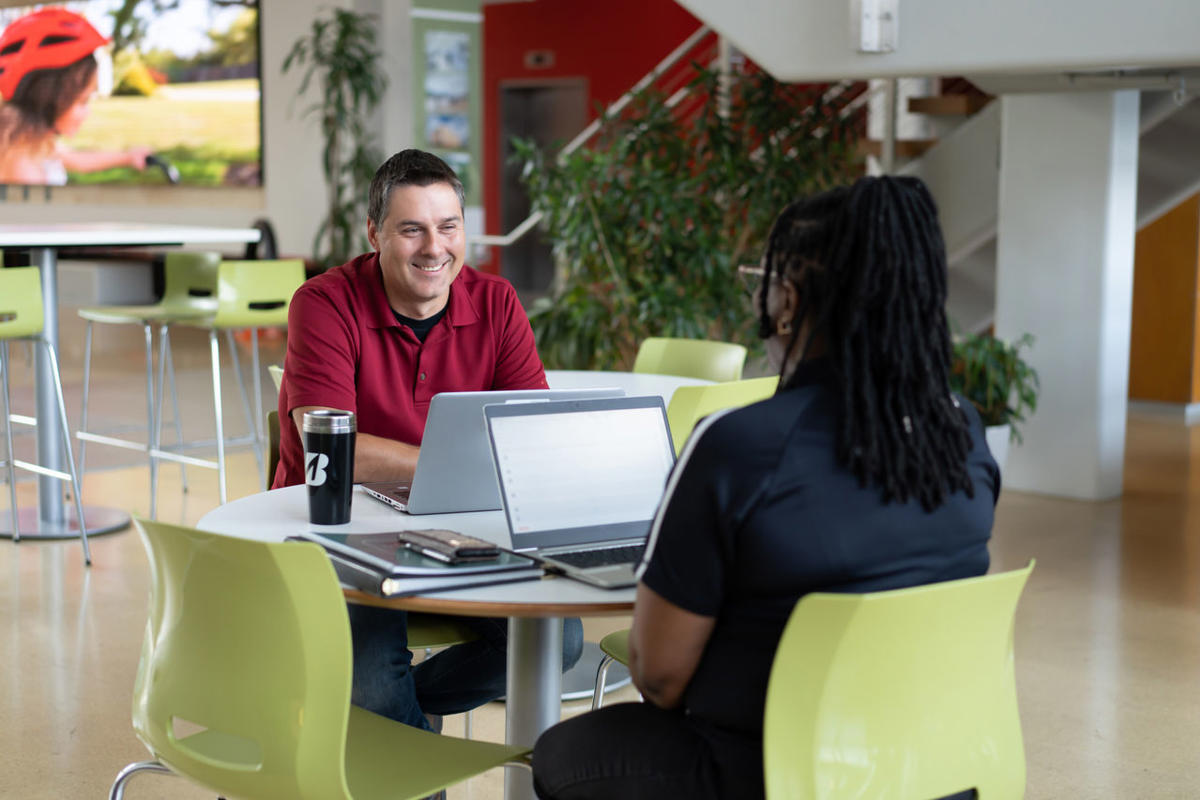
[292, 530, 545, 597]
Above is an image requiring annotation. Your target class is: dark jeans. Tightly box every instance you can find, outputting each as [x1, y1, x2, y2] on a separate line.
[532, 702, 764, 800]
[347, 603, 584, 731]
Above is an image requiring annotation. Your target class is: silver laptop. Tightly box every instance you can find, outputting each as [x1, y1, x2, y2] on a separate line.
[484, 396, 676, 588]
[362, 388, 623, 515]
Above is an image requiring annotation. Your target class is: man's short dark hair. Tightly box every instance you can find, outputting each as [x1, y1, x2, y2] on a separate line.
[368, 149, 466, 228]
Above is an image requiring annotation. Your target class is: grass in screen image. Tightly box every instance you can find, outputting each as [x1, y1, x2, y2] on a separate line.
[65, 78, 261, 186]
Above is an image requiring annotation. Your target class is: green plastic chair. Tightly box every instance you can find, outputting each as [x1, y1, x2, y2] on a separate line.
[764, 562, 1034, 800]
[0, 267, 91, 565]
[265, 365, 482, 727]
[153, 259, 306, 504]
[666, 375, 779, 455]
[591, 629, 631, 710]
[632, 337, 747, 382]
[268, 363, 284, 392]
[109, 518, 529, 800]
[77, 251, 221, 518]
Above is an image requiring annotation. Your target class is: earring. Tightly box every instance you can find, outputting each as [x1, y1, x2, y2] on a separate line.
[777, 318, 793, 336]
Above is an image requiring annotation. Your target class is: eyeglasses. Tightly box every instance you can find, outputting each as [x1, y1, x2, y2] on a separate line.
[737, 264, 765, 297]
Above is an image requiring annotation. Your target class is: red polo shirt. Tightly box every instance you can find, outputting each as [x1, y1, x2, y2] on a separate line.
[273, 253, 548, 487]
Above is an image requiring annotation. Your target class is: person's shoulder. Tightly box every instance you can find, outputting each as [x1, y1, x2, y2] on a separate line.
[297, 254, 374, 301]
[457, 264, 518, 297]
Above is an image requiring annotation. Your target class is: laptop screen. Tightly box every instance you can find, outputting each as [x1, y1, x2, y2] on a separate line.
[485, 397, 676, 550]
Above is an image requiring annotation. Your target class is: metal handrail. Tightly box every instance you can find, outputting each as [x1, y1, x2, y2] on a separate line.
[469, 25, 713, 248]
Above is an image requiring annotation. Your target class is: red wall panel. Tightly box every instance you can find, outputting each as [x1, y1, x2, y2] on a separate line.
[481, 0, 702, 274]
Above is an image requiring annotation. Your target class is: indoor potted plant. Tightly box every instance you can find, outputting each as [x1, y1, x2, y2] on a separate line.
[283, 8, 387, 270]
[949, 331, 1040, 470]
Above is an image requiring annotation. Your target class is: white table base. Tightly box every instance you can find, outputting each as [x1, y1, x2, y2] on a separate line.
[505, 617, 564, 800]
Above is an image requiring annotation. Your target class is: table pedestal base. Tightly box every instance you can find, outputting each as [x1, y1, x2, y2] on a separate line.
[0, 505, 130, 539]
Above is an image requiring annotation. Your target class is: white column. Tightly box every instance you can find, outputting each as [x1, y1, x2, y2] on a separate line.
[994, 90, 1140, 500]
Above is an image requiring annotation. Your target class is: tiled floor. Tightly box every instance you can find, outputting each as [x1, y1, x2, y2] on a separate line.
[3, 305, 1200, 798]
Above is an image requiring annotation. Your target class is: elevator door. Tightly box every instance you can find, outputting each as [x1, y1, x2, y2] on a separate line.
[499, 81, 588, 300]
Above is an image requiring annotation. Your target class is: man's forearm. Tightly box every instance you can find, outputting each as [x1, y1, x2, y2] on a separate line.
[352, 431, 421, 482]
[291, 406, 419, 483]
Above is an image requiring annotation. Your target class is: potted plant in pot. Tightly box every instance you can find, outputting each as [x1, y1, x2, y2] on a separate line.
[949, 331, 1040, 471]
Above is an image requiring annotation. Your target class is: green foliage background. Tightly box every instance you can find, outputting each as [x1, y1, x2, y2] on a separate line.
[516, 67, 862, 370]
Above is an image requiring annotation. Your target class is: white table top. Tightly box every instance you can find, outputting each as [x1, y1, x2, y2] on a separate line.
[0, 222, 261, 248]
[198, 484, 636, 611]
[546, 369, 711, 402]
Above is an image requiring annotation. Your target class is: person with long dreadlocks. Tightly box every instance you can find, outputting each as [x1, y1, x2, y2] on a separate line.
[530, 175, 999, 800]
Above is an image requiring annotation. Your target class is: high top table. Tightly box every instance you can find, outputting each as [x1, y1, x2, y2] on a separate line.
[198, 484, 634, 800]
[0, 223, 260, 540]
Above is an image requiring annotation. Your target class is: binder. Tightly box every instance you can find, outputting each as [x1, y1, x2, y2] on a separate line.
[290, 530, 545, 597]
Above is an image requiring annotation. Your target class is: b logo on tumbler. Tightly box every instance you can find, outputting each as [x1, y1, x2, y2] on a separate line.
[305, 451, 329, 486]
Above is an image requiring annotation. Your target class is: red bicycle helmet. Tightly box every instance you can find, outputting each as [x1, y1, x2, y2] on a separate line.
[0, 8, 108, 101]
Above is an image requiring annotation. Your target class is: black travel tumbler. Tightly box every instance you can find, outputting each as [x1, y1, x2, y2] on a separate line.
[303, 409, 356, 525]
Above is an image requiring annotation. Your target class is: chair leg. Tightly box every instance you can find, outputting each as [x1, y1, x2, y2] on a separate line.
[225, 329, 264, 485]
[78, 320, 94, 478]
[210, 330, 227, 505]
[108, 760, 173, 800]
[250, 327, 266, 475]
[162, 328, 188, 493]
[592, 654, 615, 710]
[42, 338, 91, 566]
[1, 343, 19, 542]
[144, 322, 158, 520]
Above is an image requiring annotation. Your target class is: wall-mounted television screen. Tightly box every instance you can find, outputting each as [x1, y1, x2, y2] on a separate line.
[0, 0, 261, 187]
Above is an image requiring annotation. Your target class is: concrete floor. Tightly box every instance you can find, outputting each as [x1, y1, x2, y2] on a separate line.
[3, 305, 1200, 798]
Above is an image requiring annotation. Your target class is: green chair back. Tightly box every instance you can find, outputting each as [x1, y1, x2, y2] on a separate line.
[764, 562, 1034, 800]
[211, 259, 306, 329]
[0, 267, 45, 340]
[666, 375, 779, 455]
[133, 517, 354, 798]
[632, 337, 747, 382]
[128, 518, 527, 800]
[268, 364, 284, 392]
[159, 251, 222, 315]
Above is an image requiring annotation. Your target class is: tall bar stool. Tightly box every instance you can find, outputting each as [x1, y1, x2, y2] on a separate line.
[76, 251, 220, 518]
[0, 267, 91, 565]
[152, 259, 305, 505]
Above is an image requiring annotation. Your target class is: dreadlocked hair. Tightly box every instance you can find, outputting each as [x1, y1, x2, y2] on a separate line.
[759, 175, 975, 511]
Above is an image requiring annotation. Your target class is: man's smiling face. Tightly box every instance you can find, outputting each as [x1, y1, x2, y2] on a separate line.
[368, 181, 465, 319]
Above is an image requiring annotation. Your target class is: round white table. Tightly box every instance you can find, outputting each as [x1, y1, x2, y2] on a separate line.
[547, 368, 710, 401]
[200, 484, 632, 800]
[198, 370, 709, 800]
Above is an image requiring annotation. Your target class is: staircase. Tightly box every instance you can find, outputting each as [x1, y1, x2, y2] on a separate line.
[897, 86, 1200, 333]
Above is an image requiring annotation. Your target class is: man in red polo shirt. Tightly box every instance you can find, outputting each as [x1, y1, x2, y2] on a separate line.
[275, 149, 581, 734]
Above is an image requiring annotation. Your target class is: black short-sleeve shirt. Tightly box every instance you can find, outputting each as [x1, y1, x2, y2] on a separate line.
[638, 358, 998, 735]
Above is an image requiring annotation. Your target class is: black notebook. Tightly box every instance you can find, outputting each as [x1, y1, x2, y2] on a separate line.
[291, 530, 545, 597]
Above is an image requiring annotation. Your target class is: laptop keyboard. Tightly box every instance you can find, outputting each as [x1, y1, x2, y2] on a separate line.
[549, 543, 646, 569]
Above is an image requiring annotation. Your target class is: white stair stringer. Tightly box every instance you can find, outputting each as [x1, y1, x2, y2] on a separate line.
[898, 101, 1001, 334]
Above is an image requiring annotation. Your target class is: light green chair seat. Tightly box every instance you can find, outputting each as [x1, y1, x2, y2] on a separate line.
[666, 375, 779, 455]
[632, 336, 747, 382]
[268, 363, 284, 392]
[155, 259, 307, 504]
[110, 518, 528, 800]
[765, 562, 1034, 799]
[77, 251, 221, 324]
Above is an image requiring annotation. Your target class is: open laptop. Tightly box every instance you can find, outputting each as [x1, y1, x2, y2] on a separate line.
[361, 388, 623, 515]
[484, 395, 676, 588]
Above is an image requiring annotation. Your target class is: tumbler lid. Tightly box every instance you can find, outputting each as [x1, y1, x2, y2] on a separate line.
[302, 409, 356, 434]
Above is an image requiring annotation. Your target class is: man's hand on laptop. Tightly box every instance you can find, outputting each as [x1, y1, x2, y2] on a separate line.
[291, 405, 420, 483]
